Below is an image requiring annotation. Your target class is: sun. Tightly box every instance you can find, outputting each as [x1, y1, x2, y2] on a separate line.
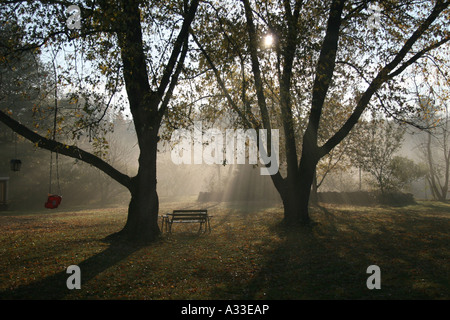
[264, 34, 274, 48]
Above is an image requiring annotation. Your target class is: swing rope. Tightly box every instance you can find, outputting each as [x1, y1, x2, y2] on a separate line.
[49, 149, 61, 195]
[44, 48, 63, 209]
[49, 63, 61, 196]
[14, 132, 18, 158]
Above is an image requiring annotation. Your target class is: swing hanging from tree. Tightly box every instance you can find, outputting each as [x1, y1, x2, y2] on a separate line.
[45, 80, 62, 209]
[45, 147, 62, 209]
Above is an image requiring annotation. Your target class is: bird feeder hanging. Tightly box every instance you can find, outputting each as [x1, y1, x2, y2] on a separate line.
[10, 133, 21, 172]
[10, 159, 22, 172]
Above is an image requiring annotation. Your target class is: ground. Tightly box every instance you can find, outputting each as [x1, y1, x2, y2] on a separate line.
[0, 199, 448, 299]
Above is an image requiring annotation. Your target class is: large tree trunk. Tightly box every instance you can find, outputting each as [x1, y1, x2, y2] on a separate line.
[310, 171, 319, 206]
[118, 133, 160, 242]
[280, 183, 307, 227]
[280, 181, 312, 227]
[282, 113, 327, 225]
[276, 0, 346, 227]
[278, 148, 318, 226]
[109, 0, 197, 242]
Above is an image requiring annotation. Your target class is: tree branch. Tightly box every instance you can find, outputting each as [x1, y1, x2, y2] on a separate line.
[241, 0, 272, 132]
[158, 35, 189, 121]
[190, 30, 257, 129]
[388, 36, 450, 79]
[156, 0, 200, 101]
[0, 110, 132, 190]
[319, 0, 449, 158]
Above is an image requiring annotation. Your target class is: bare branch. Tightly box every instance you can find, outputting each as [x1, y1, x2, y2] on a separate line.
[0, 110, 132, 189]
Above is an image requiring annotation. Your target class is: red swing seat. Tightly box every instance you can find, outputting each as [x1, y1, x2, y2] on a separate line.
[45, 194, 62, 209]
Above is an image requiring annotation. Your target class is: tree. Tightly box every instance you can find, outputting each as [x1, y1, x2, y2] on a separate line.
[192, 0, 450, 226]
[351, 117, 405, 194]
[417, 96, 450, 200]
[409, 46, 450, 200]
[312, 94, 361, 203]
[0, 21, 50, 139]
[388, 156, 427, 192]
[351, 117, 426, 194]
[0, 0, 200, 242]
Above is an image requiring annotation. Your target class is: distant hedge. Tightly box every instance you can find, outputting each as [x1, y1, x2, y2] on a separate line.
[375, 192, 416, 206]
[317, 191, 415, 206]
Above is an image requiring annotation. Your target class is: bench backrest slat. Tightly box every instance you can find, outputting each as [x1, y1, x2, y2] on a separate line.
[169, 210, 208, 221]
[171, 215, 206, 218]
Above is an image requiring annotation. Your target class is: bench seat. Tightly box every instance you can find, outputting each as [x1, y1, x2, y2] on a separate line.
[161, 209, 211, 233]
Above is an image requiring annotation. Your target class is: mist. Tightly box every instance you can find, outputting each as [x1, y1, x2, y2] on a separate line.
[0, 113, 435, 214]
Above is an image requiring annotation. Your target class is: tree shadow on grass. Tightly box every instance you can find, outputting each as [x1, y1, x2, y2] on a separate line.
[213, 204, 449, 300]
[330, 205, 450, 299]
[0, 238, 141, 300]
[233, 223, 371, 300]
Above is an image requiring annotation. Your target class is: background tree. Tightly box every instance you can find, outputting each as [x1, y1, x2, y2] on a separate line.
[417, 96, 450, 201]
[192, 0, 450, 226]
[351, 117, 406, 194]
[0, 21, 51, 139]
[388, 156, 427, 192]
[408, 42, 450, 201]
[312, 93, 362, 203]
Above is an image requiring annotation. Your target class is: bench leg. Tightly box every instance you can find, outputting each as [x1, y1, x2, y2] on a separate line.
[199, 220, 211, 234]
[161, 217, 170, 233]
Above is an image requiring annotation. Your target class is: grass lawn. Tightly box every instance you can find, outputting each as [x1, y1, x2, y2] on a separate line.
[0, 200, 448, 300]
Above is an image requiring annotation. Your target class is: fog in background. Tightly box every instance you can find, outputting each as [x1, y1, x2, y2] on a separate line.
[0, 116, 435, 212]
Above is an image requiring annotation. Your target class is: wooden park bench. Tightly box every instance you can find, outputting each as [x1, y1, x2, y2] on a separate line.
[161, 209, 211, 234]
